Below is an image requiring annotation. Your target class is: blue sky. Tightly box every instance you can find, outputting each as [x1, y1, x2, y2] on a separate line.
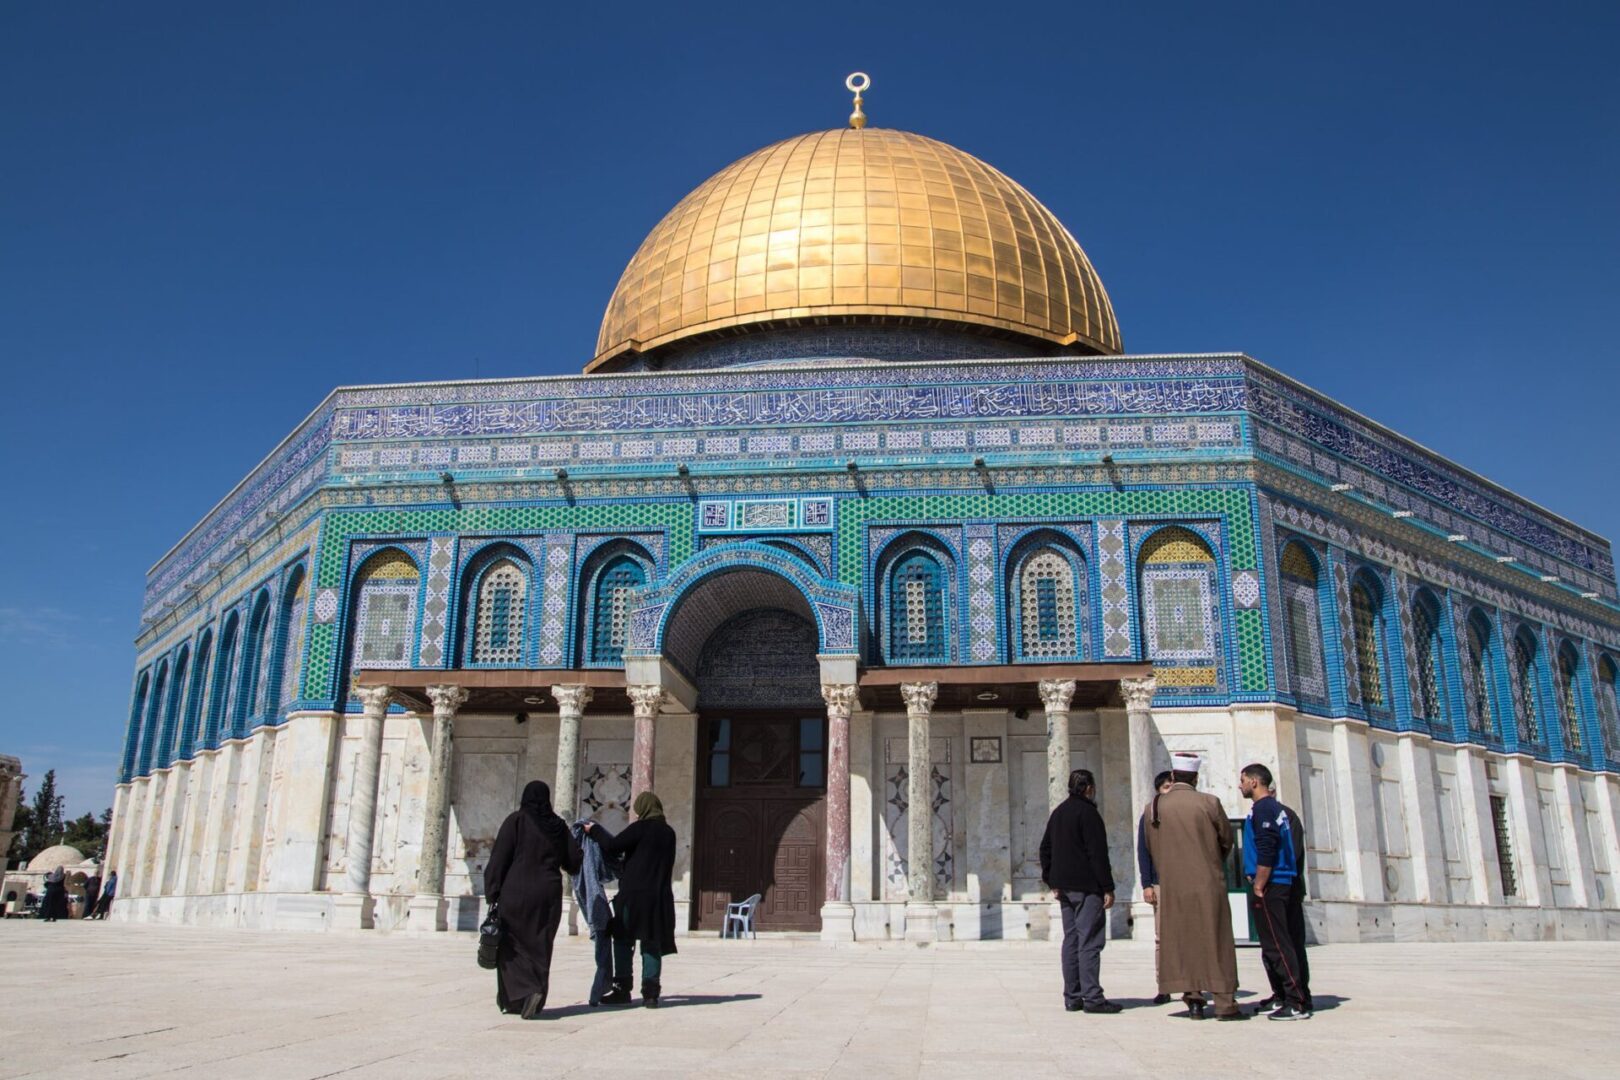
[2, 2, 1616, 816]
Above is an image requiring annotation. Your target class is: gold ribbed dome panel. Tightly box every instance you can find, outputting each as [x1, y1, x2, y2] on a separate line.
[591, 128, 1120, 368]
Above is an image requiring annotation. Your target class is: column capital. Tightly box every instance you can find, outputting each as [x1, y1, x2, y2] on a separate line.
[550, 684, 594, 714]
[899, 681, 938, 715]
[426, 684, 468, 715]
[821, 683, 860, 718]
[355, 685, 393, 715]
[627, 684, 666, 719]
[1120, 676, 1158, 711]
[1037, 678, 1077, 714]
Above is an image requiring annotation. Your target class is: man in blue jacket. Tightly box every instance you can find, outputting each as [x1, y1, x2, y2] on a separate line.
[1041, 768, 1119, 1014]
[1241, 762, 1311, 1020]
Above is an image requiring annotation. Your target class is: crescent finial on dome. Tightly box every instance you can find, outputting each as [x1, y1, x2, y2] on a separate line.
[846, 72, 869, 130]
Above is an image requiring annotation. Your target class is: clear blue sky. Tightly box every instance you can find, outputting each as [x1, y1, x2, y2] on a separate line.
[2, 2, 1617, 816]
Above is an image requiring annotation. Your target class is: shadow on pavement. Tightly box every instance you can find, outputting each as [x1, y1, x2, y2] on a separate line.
[539, 993, 762, 1019]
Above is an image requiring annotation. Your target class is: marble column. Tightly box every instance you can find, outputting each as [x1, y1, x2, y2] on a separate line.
[901, 681, 940, 942]
[1121, 676, 1158, 940]
[550, 685, 592, 819]
[820, 683, 859, 942]
[409, 684, 467, 932]
[628, 685, 665, 795]
[1039, 679, 1077, 813]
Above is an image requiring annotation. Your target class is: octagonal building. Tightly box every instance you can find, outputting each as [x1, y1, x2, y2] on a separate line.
[108, 110, 1620, 944]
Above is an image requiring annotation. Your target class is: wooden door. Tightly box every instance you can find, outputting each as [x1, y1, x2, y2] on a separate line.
[694, 713, 826, 932]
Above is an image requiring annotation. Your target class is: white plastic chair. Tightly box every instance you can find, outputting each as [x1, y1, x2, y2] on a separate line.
[723, 893, 763, 939]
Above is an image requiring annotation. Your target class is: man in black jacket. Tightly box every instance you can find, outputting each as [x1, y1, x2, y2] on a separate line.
[1040, 768, 1119, 1014]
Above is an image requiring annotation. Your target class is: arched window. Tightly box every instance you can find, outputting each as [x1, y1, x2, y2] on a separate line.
[1464, 610, 1498, 737]
[234, 591, 273, 737]
[1011, 541, 1084, 660]
[1411, 590, 1447, 726]
[180, 629, 212, 757]
[121, 672, 151, 781]
[137, 660, 169, 776]
[888, 549, 948, 663]
[1138, 527, 1219, 691]
[589, 555, 646, 666]
[1279, 542, 1327, 704]
[1511, 627, 1542, 744]
[270, 566, 307, 715]
[470, 557, 528, 665]
[1596, 655, 1620, 760]
[1350, 574, 1387, 711]
[206, 612, 240, 747]
[1556, 642, 1583, 754]
[156, 645, 190, 767]
[348, 550, 421, 678]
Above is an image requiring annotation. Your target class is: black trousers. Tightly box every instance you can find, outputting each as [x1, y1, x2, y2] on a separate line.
[1251, 882, 1309, 1011]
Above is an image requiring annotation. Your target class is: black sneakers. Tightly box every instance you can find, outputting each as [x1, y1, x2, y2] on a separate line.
[1081, 1001, 1123, 1014]
[1267, 1004, 1313, 1021]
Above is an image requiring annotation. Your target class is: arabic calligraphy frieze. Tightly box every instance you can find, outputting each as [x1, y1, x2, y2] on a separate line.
[331, 378, 1248, 442]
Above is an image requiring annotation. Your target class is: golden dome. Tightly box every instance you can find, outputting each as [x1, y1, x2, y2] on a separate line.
[590, 127, 1120, 371]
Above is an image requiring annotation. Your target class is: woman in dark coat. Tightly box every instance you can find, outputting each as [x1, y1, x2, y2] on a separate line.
[484, 780, 582, 1018]
[586, 790, 677, 1007]
[39, 867, 70, 922]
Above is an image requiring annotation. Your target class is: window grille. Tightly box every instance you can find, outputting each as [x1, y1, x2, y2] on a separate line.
[1019, 549, 1076, 658]
[1489, 794, 1517, 897]
[1412, 597, 1444, 723]
[889, 550, 946, 662]
[280, 574, 307, 709]
[1351, 582, 1384, 708]
[1557, 647, 1582, 753]
[1596, 658, 1620, 759]
[473, 560, 526, 664]
[1513, 633, 1541, 743]
[1466, 615, 1496, 736]
[1280, 545, 1325, 701]
[353, 551, 420, 671]
[591, 557, 645, 664]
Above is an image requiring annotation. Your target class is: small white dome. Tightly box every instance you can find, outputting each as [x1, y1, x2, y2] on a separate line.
[26, 845, 86, 874]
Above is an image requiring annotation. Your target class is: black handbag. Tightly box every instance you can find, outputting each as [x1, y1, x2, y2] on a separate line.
[477, 903, 501, 969]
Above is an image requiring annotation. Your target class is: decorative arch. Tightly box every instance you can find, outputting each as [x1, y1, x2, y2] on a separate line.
[234, 589, 273, 737]
[268, 564, 308, 717]
[578, 539, 656, 667]
[1595, 653, 1620, 760]
[1348, 568, 1391, 716]
[180, 628, 213, 758]
[137, 659, 170, 776]
[156, 644, 191, 767]
[457, 542, 534, 666]
[1555, 639, 1584, 755]
[1410, 588, 1448, 727]
[1277, 538, 1328, 706]
[1005, 529, 1087, 662]
[341, 547, 422, 701]
[1511, 625, 1544, 744]
[875, 532, 956, 665]
[206, 611, 240, 747]
[1463, 608, 1500, 739]
[121, 670, 151, 781]
[627, 542, 859, 665]
[1137, 525, 1221, 692]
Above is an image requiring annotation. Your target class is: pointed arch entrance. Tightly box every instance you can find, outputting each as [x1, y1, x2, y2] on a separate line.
[632, 546, 857, 933]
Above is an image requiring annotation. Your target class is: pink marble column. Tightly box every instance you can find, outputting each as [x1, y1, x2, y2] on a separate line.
[821, 684, 859, 906]
[628, 685, 664, 795]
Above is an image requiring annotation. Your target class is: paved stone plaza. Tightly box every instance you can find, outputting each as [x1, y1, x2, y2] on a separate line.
[4, 923, 1616, 1078]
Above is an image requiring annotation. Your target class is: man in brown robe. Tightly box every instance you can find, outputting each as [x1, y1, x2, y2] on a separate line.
[1144, 753, 1247, 1020]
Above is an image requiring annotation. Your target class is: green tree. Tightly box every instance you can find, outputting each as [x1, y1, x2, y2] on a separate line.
[15, 770, 65, 863]
[62, 810, 110, 860]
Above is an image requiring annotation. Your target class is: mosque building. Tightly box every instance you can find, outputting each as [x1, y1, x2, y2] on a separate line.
[108, 78, 1620, 943]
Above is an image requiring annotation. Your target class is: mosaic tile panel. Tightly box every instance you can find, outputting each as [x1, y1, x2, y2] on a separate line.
[1096, 520, 1131, 656]
[538, 535, 572, 666]
[1334, 556, 1360, 705]
[965, 525, 999, 662]
[416, 536, 455, 667]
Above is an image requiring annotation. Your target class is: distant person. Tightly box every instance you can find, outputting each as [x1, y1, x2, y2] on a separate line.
[1137, 770, 1174, 1004]
[484, 780, 583, 1019]
[39, 866, 69, 922]
[586, 791, 678, 1008]
[1241, 763, 1312, 1020]
[91, 871, 117, 919]
[1040, 768, 1120, 1014]
[82, 872, 103, 920]
[1144, 753, 1246, 1021]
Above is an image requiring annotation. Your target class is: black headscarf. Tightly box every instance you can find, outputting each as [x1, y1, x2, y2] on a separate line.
[520, 780, 571, 854]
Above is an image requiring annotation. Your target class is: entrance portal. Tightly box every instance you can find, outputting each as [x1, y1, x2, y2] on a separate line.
[691, 607, 826, 932]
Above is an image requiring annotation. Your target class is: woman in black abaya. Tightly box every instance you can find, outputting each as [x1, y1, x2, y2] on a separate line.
[484, 780, 582, 1018]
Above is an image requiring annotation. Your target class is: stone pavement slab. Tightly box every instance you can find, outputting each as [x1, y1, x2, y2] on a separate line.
[2, 920, 1616, 1079]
